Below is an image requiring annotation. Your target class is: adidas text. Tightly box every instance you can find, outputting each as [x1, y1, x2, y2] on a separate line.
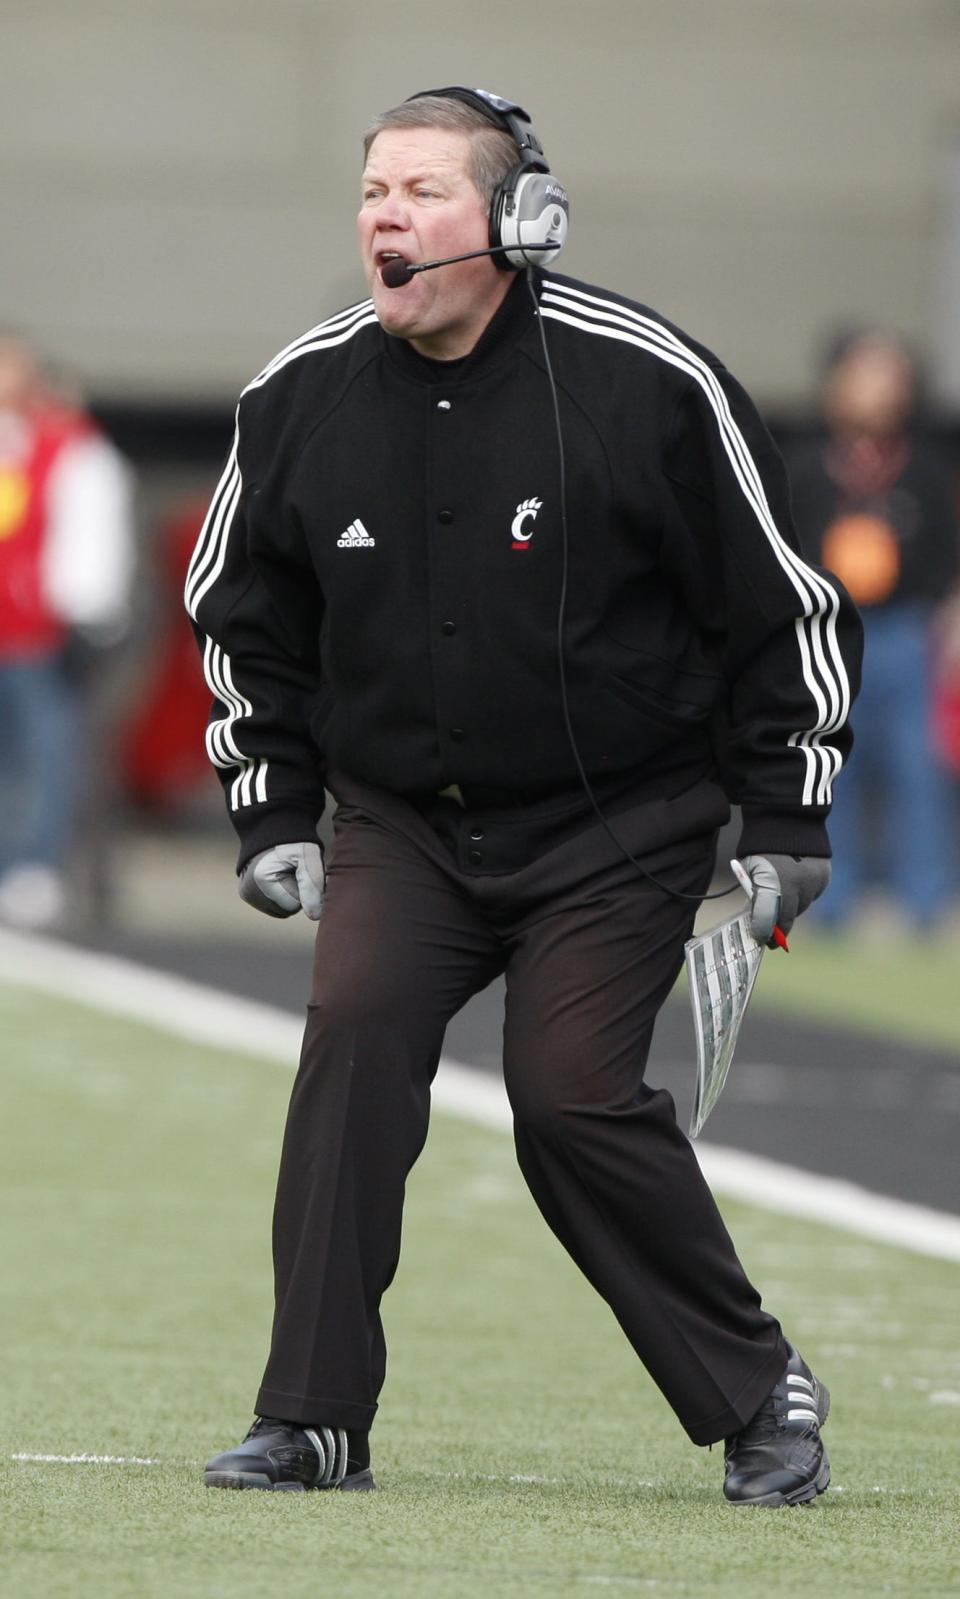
[337, 519, 375, 548]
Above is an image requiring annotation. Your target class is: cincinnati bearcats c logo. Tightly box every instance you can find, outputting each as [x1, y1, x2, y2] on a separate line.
[511, 497, 542, 550]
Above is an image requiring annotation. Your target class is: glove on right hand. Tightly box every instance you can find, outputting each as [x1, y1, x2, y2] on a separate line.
[238, 841, 326, 921]
[738, 853, 831, 947]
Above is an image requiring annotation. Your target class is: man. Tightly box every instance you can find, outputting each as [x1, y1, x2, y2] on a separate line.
[787, 328, 958, 931]
[189, 88, 862, 1505]
[0, 334, 134, 927]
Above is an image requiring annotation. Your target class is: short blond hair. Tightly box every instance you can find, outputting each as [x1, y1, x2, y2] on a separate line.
[362, 95, 518, 208]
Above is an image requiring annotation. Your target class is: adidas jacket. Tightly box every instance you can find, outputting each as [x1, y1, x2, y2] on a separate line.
[186, 271, 862, 869]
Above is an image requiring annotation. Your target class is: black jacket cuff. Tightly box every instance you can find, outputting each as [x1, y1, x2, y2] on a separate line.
[736, 806, 832, 860]
[234, 804, 324, 873]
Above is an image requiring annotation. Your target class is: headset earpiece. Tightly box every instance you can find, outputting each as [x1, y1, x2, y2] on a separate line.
[490, 167, 569, 270]
[405, 85, 569, 272]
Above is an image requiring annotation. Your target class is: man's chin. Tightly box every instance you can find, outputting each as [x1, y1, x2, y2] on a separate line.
[371, 290, 423, 339]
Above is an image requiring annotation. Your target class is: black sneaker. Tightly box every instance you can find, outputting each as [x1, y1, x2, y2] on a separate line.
[204, 1417, 375, 1491]
[723, 1343, 830, 1506]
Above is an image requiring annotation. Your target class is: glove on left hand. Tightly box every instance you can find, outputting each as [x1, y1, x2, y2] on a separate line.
[739, 853, 831, 947]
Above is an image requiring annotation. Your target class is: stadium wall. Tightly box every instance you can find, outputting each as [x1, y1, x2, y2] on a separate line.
[4, 0, 960, 411]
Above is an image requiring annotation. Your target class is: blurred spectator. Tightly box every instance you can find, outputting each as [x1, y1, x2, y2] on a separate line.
[117, 493, 217, 816]
[0, 334, 134, 928]
[787, 329, 959, 932]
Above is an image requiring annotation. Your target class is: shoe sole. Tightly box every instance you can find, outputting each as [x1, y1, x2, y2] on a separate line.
[728, 1448, 831, 1508]
[204, 1467, 376, 1492]
[727, 1380, 831, 1508]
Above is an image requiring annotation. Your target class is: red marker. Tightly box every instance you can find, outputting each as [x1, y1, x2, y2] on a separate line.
[772, 925, 790, 953]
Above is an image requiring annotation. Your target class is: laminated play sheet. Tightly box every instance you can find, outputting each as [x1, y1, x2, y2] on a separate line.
[684, 909, 764, 1138]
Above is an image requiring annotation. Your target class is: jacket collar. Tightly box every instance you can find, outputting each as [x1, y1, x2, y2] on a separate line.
[382, 270, 540, 385]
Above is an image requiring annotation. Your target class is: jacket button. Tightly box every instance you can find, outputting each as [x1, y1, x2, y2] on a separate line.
[468, 849, 483, 866]
[469, 828, 485, 842]
[441, 620, 457, 636]
[450, 727, 464, 741]
[437, 399, 451, 410]
[438, 509, 454, 524]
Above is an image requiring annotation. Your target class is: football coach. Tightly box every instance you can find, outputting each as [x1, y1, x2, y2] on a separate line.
[186, 85, 862, 1504]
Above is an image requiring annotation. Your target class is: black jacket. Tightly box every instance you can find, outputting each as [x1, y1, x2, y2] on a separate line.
[186, 271, 862, 868]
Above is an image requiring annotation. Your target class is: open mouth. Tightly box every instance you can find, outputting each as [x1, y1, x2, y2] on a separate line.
[376, 250, 408, 282]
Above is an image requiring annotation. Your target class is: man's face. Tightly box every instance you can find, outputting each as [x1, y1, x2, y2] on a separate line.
[358, 126, 511, 360]
[825, 339, 914, 438]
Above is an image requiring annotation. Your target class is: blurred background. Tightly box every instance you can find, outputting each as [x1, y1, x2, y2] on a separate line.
[5, 20, 960, 1572]
[2, 0, 960, 945]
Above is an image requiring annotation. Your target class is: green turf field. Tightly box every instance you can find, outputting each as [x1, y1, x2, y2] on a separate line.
[2, 981, 958, 1599]
[743, 926, 960, 1054]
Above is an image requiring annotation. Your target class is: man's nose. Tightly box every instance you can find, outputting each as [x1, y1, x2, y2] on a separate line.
[375, 197, 411, 230]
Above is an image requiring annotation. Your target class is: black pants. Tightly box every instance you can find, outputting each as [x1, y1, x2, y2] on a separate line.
[255, 775, 787, 1446]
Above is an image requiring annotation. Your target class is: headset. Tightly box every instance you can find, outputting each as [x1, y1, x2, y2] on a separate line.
[404, 86, 569, 271]
[402, 87, 735, 907]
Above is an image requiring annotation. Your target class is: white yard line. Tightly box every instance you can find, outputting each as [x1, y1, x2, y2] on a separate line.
[11, 1453, 160, 1465]
[2, 927, 959, 1264]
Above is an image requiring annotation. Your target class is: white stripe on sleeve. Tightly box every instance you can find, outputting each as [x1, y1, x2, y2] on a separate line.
[540, 280, 851, 806]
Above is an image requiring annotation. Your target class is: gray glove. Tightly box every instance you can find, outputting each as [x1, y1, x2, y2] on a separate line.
[238, 840, 326, 921]
[738, 853, 831, 947]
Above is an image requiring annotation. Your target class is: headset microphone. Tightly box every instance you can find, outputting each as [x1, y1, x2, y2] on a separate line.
[381, 242, 560, 289]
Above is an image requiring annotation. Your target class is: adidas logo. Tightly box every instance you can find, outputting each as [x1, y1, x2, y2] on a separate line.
[337, 519, 375, 548]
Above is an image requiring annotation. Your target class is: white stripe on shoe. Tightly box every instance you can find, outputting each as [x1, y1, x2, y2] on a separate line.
[305, 1427, 332, 1487]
